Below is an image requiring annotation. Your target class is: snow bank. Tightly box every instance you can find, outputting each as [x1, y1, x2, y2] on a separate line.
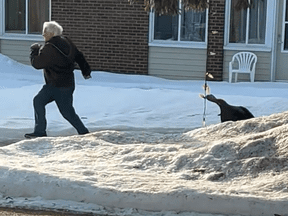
[0, 112, 288, 216]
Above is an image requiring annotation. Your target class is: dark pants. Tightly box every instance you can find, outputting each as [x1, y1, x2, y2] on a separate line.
[33, 84, 89, 135]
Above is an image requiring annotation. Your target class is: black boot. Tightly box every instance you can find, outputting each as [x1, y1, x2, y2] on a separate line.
[79, 131, 89, 135]
[24, 133, 47, 139]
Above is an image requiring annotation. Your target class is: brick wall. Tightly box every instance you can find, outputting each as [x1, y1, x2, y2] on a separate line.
[206, 0, 225, 81]
[51, 0, 149, 75]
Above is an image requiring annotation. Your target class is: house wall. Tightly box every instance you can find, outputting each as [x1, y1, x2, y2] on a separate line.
[148, 46, 272, 81]
[0, 0, 273, 82]
[148, 47, 207, 80]
[51, 0, 149, 75]
[223, 50, 272, 82]
[148, 0, 225, 81]
[0, 39, 43, 65]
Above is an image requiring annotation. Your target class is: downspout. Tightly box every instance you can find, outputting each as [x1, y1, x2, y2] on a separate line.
[270, 0, 279, 82]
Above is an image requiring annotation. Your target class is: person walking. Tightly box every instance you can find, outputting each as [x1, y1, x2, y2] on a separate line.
[25, 21, 91, 138]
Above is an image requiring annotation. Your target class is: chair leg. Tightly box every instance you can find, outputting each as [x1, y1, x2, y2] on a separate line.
[250, 72, 255, 82]
[235, 73, 238, 83]
[229, 72, 232, 83]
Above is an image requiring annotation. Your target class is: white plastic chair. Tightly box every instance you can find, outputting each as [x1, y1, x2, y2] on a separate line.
[229, 52, 257, 83]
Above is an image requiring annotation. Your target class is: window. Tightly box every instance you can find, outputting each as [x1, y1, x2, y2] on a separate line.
[154, 15, 179, 41]
[284, 0, 288, 50]
[229, 0, 267, 44]
[150, 4, 207, 45]
[5, 0, 50, 35]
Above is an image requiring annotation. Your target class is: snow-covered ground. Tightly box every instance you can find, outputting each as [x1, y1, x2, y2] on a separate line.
[0, 53, 288, 216]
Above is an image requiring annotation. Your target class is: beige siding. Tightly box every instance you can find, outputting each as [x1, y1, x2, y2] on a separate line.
[148, 46, 207, 80]
[223, 50, 272, 82]
[1, 40, 272, 82]
[0, 39, 43, 65]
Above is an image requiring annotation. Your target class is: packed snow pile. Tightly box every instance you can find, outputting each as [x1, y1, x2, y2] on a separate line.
[0, 112, 288, 215]
[185, 111, 288, 198]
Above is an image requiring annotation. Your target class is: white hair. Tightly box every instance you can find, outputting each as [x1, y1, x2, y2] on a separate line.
[43, 21, 63, 36]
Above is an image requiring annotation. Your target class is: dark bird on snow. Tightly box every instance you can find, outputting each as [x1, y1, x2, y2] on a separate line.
[203, 94, 254, 122]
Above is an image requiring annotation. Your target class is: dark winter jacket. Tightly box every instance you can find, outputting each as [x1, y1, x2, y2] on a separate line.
[30, 36, 91, 87]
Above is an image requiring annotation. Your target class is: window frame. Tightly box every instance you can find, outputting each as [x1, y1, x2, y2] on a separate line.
[224, 0, 275, 52]
[0, 0, 51, 41]
[149, 3, 209, 49]
[281, 0, 288, 53]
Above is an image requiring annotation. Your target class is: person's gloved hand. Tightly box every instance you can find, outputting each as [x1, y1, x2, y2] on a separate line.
[30, 43, 41, 56]
[31, 43, 41, 50]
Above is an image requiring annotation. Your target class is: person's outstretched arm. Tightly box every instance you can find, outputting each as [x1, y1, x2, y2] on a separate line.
[75, 50, 92, 79]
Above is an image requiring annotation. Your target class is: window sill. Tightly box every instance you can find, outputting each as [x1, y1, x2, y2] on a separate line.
[224, 44, 272, 52]
[149, 41, 207, 49]
[0, 33, 44, 41]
